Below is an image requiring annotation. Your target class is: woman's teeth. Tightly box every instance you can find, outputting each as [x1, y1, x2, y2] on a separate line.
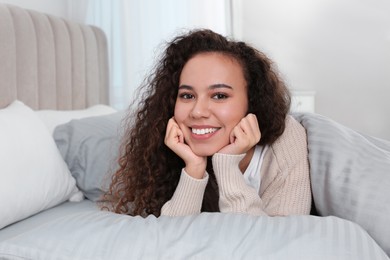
[192, 128, 218, 135]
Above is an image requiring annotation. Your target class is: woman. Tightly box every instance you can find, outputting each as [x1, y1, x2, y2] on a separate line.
[104, 29, 312, 217]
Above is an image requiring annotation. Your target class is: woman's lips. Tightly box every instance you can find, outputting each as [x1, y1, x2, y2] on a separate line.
[190, 126, 220, 140]
[191, 127, 219, 135]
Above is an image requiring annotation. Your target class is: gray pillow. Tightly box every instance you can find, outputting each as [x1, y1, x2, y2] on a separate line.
[53, 112, 124, 202]
[293, 112, 390, 256]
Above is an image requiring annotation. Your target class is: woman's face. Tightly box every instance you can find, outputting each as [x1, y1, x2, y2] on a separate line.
[174, 52, 248, 156]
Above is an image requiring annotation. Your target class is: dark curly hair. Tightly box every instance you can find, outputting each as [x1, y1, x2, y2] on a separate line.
[103, 29, 291, 217]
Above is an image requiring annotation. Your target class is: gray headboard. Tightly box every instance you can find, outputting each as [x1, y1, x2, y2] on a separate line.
[0, 4, 109, 110]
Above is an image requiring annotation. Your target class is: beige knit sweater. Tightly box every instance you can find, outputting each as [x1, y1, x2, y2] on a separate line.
[161, 116, 312, 216]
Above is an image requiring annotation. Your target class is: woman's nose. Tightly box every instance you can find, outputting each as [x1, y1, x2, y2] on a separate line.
[190, 98, 210, 118]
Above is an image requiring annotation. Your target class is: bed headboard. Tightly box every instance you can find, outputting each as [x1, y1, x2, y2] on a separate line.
[0, 4, 109, 110]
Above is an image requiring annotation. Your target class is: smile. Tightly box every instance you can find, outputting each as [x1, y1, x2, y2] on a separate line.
[191, 127, 219, 135]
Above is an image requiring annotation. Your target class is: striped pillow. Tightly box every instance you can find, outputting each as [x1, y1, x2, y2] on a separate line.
[293, 113, 390, 256]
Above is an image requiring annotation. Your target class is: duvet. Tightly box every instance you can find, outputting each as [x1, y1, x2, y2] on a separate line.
[0, 200, 387, 260]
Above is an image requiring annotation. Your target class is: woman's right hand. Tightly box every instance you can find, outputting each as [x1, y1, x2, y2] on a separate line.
[164, 118, 207, 179]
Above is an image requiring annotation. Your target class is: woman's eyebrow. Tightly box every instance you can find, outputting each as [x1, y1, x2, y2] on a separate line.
[178, 84, 192, 90]
[209, 84, 233, 90]
[178, 84, 233, 90]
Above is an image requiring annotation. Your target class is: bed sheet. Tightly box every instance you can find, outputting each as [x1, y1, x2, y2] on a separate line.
[0, 200, 98, 242]
[0, 209, 388, 260]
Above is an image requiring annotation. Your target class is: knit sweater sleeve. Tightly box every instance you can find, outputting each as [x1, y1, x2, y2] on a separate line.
[260, 116, 312, 216]
[160, 169, 209, 216]
[212, 153, 267, 216]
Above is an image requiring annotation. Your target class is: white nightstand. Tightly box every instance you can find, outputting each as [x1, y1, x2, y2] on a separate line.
[290, 91, 316, 113]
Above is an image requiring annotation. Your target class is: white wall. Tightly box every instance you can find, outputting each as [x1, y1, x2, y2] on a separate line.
[1, 0, 67, 17]
[233, 0, 390, 141]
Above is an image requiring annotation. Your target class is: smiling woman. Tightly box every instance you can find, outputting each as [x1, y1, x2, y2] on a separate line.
[173, 53, 249, 159]
[104, 29, 312, 217]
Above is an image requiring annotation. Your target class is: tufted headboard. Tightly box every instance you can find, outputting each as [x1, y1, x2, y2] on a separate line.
[0, 4, 109, 110]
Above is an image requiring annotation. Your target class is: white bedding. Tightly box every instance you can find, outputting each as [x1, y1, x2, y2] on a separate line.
[0, 200, 98, 242]
[0, 201, 388, 260]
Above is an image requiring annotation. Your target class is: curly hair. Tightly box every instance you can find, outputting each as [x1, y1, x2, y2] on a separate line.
[103, 29, 291, 217]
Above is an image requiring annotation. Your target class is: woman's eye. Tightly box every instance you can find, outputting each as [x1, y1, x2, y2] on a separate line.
[212, 93, 228, 100]
[179, 93, 194, 99]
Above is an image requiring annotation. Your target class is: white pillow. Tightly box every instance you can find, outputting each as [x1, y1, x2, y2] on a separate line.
[35, 105, 117, 134]
[0, 101, 80, 229]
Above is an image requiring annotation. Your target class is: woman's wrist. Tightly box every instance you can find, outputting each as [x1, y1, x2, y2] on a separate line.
[184, 160, 207, 179]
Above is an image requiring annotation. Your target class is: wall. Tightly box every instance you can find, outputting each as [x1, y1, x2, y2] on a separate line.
[3, 0, 389, 140]
[1, 0, 67, 17]
[233, 0, 390, 140]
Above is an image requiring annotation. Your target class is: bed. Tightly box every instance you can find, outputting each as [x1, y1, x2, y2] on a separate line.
[1, 3, 389, 259]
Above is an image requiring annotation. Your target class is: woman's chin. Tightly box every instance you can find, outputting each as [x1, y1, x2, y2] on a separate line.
[191, 147, 223, 157]
[193, 151, 215, 157]
[187, 141, 229, 157]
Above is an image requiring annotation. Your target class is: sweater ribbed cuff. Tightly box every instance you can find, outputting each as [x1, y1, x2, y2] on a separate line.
[161, 169, 208, 216]
[211, 153, 265, 215]
[212, 153, 246, 190]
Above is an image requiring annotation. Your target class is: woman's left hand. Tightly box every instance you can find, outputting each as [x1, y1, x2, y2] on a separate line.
[218, 113, 261, 155]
